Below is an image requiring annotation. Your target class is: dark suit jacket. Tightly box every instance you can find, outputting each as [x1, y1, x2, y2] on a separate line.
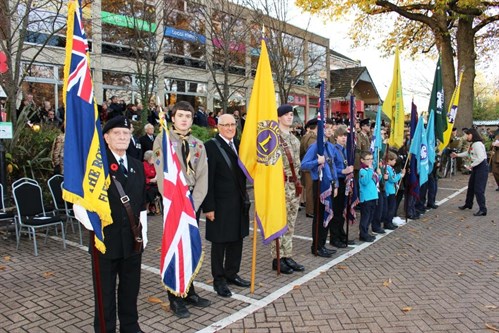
[127, 136, 142, 161]
[202, 135, 249, 243]
[139, 134, 155, 159]
[99, 149, 146, 259]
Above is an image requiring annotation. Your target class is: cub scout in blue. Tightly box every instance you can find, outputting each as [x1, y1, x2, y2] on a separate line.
[384, 152, 406, 229]
[358, 151, 380, 242]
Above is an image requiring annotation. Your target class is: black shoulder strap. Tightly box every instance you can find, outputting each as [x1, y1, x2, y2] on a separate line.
[211, 138, 247, 201]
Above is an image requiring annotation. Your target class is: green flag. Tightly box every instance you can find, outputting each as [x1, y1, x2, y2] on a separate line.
[428, 57, 446, 143]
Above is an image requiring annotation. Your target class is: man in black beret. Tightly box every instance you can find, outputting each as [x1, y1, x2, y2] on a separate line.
[354, 118, 372, 177]
[93, 116, 147, 333]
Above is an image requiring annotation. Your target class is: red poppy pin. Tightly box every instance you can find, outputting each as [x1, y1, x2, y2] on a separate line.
[195, 152, 200, 158]
[110, 163, 118, 171]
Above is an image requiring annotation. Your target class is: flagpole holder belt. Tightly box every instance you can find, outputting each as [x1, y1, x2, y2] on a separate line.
[283, 175, 297, 182]
[112, 176, 143, 252]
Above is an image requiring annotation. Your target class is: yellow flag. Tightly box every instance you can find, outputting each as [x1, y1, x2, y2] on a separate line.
[382, 48, 405, 148]
[238, 39, 287, 244]
[439, 72, 463, 151]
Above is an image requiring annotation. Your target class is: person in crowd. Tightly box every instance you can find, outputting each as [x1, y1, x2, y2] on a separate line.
[142, 150, 159, 215]
[492, 133, 499, 191]
[270, 104, 306, 273]
[96, 116, 147, 333]
[147, 103, 160, 126]
[126, 123, 142, 161]
[384, 151, 406, 227]
[18, 93, 37, 120]
[98, 101, 109, 122]
[44, 109, 62, 128]
[203, 114, 251, 298]
[207, 111, 217, 128]
[139, 123, 155, 160]
[38, 100, 53, 121]
[300, 118, 318, 219]
[452, 128, 489, 216]
[107, 96, 125, 119]
[301, 117, 339, 258]
[194, 105, 208, 127]
[354, 118, 372, 181]
[358, 151, 380, 242]
[51, 128, 65, 175]
[153, 101, 210, 318]
[330, 125, 354, 248]
[125, 103, 141, 121]
[372, 129, 390, 234]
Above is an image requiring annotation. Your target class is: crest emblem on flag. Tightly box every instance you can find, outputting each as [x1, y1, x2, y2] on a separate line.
[257, 120, 281, 165]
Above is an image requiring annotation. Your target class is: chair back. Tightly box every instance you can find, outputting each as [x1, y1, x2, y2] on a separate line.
[0, 183, 6, 212]
[60, 181, 75, 217]
[13, 180, 45, 218]
[48, 175, 64, 211]
[12, 177, 38, 188]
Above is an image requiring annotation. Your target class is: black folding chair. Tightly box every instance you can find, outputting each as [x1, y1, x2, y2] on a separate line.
[12, 178, 66, 256]
[0, 183, 15, 237]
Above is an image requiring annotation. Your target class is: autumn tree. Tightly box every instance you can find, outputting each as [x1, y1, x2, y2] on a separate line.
[246, 0, 328, 106]
[0, 0, 67, 136]
[296, 0, 499, 129]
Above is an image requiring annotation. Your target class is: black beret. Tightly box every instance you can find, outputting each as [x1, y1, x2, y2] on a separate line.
[102, 116, 131, 134]
[305, 118, 318, 128]
[277, 104, 293, 117]
[360, 118, 370, 127]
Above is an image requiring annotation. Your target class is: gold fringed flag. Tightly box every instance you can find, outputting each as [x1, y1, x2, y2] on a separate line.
[382, 47, 405, 148]
[238, 39, 287, 244]
[439, 72, 463, 151]
[62, 0, 112, 253]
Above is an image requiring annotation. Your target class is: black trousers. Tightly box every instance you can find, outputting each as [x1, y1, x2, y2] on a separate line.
[312, 181, 328, 249]
[359, 199, 377, 238]
[92, 254, 142, 333]
[211, 239, 243, 286]
[465, 161, 488, 211]
[329, 178, 346, 242]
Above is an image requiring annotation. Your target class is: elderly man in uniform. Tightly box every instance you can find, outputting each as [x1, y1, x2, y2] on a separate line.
[153, 101, 210, 318]
[271, 104, 305, 274]
[91, 116, 147, 333]
[354, 118, 372, 179]
[202, 114, 250, 297]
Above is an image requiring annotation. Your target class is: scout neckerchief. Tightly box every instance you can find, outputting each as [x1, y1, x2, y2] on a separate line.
[173, 126, 195, 175]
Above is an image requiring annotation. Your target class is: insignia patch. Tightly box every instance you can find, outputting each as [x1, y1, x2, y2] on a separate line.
[256, 120, 281, 166]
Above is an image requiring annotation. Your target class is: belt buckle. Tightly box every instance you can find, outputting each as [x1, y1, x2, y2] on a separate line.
[121, 195, 130, 203]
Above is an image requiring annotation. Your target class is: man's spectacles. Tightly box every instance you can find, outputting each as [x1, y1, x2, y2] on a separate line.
[219, 123, 237, 128]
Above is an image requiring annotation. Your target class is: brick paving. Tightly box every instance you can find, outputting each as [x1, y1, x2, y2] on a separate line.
[0, 173, 498, 333]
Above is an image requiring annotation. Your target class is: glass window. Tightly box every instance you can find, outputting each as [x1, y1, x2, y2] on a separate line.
[307, 42, 327, 88]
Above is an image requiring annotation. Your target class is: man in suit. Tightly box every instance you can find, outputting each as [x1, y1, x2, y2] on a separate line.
[153, 101, 210, 318]
[126, 123, 142, 161]
[95, 116, 147, 333]
[139, 123, 155, 160]
[203, 114, 250, 298]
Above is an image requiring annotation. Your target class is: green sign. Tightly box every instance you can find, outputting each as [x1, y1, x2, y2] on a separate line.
[101, 11, 157, 32]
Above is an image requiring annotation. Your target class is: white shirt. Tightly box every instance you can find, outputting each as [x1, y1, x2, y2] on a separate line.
[457, 141, 487, 167]
[111, 151, 128, 170]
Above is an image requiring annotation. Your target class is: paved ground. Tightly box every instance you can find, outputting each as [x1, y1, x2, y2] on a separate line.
[0, 173, 498, 333]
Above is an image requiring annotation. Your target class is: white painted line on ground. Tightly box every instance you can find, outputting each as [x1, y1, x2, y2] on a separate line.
[436, 185, 467, 205]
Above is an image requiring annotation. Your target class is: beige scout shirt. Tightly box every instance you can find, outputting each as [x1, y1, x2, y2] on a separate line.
[153, 129, 208, 212]
[354, 130, 371, 170]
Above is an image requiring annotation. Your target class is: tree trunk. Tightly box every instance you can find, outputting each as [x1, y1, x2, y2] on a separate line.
[455, 16, 476, 130]
[435, 29, 456, 114]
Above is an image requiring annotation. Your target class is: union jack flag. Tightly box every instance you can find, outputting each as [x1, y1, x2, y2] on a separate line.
[66, 2, 93, 104]
[159, 126, 203, 297]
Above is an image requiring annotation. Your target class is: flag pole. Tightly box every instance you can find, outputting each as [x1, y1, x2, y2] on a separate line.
[90, 231, 106, 333]
[250, 214, 257, 293]
[275, 239, 281, 275]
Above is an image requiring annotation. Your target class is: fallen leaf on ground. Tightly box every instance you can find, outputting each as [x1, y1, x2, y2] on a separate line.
[292, 285, 300, 290]
[457, 272, 464, 276]
[43, 272, 54, 278]
[485, 305, 497, 309]
[465, 225, 471, 228]
[402, 306, 412, 312]
[161, 303, 170, 312]
[458, 233, 462, 236]
[0, 265, 6, 271]
[206, 279, 214, 284]
[147, 296, 163, 304]
[485, 323, 499, 332]
[336, 265, 348, 270]
[489, 255, 495, 260]
[155, 246, 161, 253]
[475, 260, 484, 265]
[383, 278, 392, 287]
[4, 256, 11, 261]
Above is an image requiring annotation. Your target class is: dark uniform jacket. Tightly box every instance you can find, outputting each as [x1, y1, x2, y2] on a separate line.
[202, 135, 249, 243]
[99, 149, 146, 259]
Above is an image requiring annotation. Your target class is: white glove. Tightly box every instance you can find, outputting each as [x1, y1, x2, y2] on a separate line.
[140, 210, 148, 248]
[73, 204, 94, 231]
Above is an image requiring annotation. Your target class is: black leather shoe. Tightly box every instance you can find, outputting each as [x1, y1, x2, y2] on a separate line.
[272, 258, 294, 274]
[227, 275, 251, 287]
[322, 246, 337, 255]
[458, 205, 472, 210]
[170, 299, 190, 318]
[283, 257, 305, 271]
[426, 204, 439, 209]
[407, 215, 420, 220]
[331, 240, 348, 248]
[372, 228, 386, 234]
[313, 247, 332, 258]
[359, 235, 375, 242]
[185, 293, 211, 307]
[214, 283, 232, 297]
[473, 210, 487, 216]
[384, 223, 398, 230]
[344, 239, 355, 245]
